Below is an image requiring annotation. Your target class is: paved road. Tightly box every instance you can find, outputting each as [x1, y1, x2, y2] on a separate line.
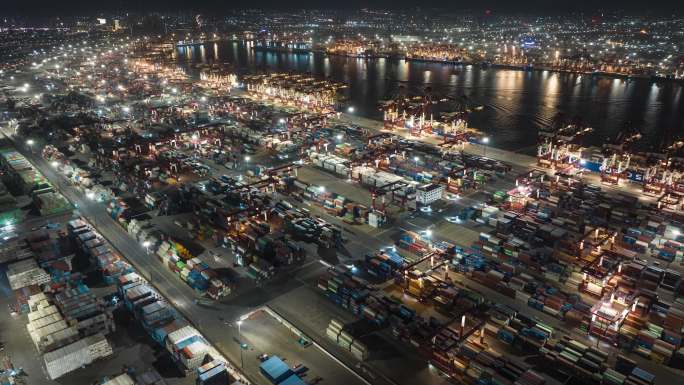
[239, 309, 368, 385]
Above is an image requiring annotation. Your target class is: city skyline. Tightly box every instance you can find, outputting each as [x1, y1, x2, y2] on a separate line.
[2, 1, 683, 15]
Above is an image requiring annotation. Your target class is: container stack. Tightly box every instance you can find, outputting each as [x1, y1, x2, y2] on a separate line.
[196, 359, 232, 385]
[397, 231, 430, 256]
[326, 318, 369, 361]
[613, 355, 656, 385]
[54, 285, 115, 337]
[155, 240, 229, 297]
[13, 285, 42, 315]
[318, 267, 371, 318]
[0, 148, 49, 194]
[43, 333, 113, 380]
[541, 337, 608, 380]
[28, 303, 80, 353]
[310, 152, 351, 177]
[364, 252, 402, 281]
[33, 190, 71, 216]
[165, 325, 209, 371]
[404, 270, 436, 300]
[326, 318, 344, 343]
[6, 259, 51, 290]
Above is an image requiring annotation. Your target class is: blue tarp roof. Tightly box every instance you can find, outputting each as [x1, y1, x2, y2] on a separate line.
[278, 374, 306, 385]
[259, 356, 291, 383]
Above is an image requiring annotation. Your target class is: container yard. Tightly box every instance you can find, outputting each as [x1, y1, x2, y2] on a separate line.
[0, 20, 683, 385]
[1, 211, 246, 384]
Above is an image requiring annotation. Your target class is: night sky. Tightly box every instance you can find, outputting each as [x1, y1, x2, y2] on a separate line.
[0, 0, 680, 16]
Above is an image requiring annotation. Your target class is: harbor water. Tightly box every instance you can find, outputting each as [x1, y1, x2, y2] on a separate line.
[177, 41, 684, 153]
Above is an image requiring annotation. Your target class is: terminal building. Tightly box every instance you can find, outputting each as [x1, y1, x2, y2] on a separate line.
[416, 183, 445, 205]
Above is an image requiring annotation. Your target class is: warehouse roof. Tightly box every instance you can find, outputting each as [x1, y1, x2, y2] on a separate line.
[278, 374, 307, 385]
[259, 356, 291, 383]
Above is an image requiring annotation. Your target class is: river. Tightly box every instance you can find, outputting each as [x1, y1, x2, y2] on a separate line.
[177, 41, 684, 153]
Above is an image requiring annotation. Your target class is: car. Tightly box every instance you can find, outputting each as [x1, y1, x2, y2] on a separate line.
[445, 216, 461, 223]
[444, 193, 460, 201]
[420, 206, 432, 213]
[257, 353, 269, 362]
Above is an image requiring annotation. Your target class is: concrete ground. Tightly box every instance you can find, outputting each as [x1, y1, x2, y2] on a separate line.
[237, 309, 366, 385]
[296, 167, 373, 208]
[268, 285, 451, 385]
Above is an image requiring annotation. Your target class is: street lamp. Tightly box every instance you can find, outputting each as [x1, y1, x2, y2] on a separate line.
[143, 241, 151, 254]
[26, 139, 35, 152]
[236, 320, 244, 368]
[482, 137, 490, 156]
[414, 156, 420, 167]
[244, 156, 251, 162]
[347, 106, 355, 113]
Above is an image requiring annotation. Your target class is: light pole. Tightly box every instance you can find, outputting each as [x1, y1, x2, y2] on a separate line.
[143, 241, 151, 254]
[425, 229, 433, 249]
[236, 320, 244, 368]
[414, 156, 419, 167]
[26, 139, 34, 153]
[481, 137, 490, 157]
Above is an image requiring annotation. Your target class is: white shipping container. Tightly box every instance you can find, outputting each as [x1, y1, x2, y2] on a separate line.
[180, 340, 208, 369]
[30, 320, 68, 345]
[28, 305, 59, 322]
[38, 326, 79, 353]
[326, 328, 340, 342]
[27, 313, 64, 333]
[8, 267, 51, 289]
[103, 374, 136, 385]
[43, 333, 112, 380]
[166, 325, 199, 352]
[27, 292, 48, 311]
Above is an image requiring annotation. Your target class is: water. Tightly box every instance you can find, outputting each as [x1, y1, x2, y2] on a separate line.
[177, 41, 684, 153]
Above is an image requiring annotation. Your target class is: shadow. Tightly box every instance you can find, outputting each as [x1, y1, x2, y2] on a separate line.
[152, 353, 186, 379]
[317, 245, 339, 265]
[362, 333, 401, 361]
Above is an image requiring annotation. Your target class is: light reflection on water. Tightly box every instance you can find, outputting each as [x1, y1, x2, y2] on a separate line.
[177, 41, 683, 152]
